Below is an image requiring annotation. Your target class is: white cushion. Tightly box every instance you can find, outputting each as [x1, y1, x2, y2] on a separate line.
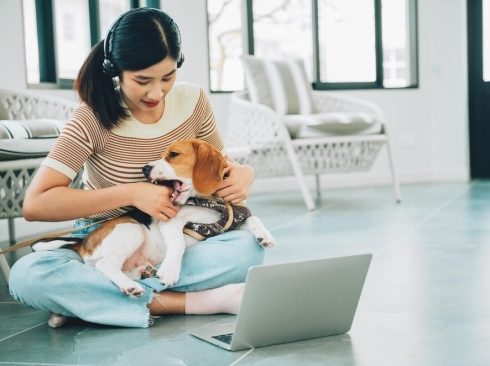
[0, 139, 56, 161]
[0, 119, 65, 160]
[240, 55, 315, 115]
[0, 119, 65, 139]
[284, 113, 382, 138]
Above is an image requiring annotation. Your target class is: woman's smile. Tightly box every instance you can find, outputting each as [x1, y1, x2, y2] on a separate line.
[142, 100, 161, 108]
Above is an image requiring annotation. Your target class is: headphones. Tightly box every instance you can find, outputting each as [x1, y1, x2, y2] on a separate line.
[102, 8, 185, 77]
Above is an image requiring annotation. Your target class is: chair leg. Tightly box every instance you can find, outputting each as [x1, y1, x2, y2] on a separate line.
[8, 218, 15, 245]
[1, 218, 15, 283]
[285, 143, 316, 210]
[315, 174, 321, 201]
[0, 253, 10, 283]
[385, 138, 402, 203]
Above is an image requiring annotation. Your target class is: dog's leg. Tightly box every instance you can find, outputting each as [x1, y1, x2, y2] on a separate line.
[156, 219, 187, 286]
[92, 223, 147, 297]
[244, 216, 275, 248]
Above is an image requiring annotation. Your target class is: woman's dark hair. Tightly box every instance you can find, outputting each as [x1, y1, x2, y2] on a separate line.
[74, 8, 184, 129]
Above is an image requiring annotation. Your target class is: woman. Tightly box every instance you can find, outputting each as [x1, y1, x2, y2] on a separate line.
[8, 8, 263, 328]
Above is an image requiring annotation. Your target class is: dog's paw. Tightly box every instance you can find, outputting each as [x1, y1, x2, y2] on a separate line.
[246, 217, 275, 248]
[157, 260, 181, 286]
[120, 280, 145, 297]
[256, 231, 275, 248]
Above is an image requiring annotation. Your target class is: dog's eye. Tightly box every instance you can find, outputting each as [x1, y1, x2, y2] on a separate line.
[168, 151, 180, 159]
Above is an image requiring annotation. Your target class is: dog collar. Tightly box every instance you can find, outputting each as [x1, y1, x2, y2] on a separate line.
[183, 197, 251, 240]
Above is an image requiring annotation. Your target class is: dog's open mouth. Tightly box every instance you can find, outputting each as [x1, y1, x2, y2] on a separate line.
[150, 178, 189, 204]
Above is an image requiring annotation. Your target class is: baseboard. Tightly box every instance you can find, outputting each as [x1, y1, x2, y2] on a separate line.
[250, 168, 469, 194]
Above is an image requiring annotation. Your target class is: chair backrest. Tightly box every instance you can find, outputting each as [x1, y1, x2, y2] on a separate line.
[0, 89, 78, 121]
[240, 56, 315, 116]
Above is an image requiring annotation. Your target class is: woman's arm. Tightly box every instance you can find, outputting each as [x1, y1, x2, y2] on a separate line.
[215, 163, 255, 204]
[23, 166, 178, 222]
[192, 87, 254, 203]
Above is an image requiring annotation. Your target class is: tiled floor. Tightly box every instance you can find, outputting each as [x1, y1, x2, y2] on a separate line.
[1, 182, 490, 365]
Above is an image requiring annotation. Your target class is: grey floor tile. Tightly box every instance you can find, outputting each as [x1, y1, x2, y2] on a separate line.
[0, 273, 6, 295]
[0, 302, 49, 342]
[232, 334, 356, 366]
[2, 182, 490, 365]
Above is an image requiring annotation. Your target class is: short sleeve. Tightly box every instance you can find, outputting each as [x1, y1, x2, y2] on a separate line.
[42, 105, 108, 180]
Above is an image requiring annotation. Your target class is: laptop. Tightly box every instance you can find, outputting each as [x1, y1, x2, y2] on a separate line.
[190, 253, 372, 351]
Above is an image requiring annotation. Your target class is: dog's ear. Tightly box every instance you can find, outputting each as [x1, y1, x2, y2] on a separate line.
[192, 141, 227, 195]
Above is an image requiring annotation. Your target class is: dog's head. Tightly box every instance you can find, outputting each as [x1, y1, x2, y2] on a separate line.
[142, 139, 228, 200]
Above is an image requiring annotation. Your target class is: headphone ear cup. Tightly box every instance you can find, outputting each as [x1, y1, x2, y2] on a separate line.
[177, 53, 185, 68]
[102, 58, 118, 77]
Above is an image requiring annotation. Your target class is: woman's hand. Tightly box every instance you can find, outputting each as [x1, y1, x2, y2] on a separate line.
[215, 163, 255, 204]
[130, 182, 179, 221]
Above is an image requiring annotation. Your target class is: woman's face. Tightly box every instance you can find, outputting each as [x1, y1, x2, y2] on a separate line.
[119, 57, 177, 118]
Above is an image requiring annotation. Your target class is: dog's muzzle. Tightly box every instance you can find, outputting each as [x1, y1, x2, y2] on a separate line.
[142, 165, 153, 180]
[141, 165, 189, 204]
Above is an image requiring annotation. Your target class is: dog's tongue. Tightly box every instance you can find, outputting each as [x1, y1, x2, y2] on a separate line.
[173, 181, 183, 191]
[171, 181, 186, 204]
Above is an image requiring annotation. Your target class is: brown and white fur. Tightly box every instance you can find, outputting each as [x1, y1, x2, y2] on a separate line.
[33, 139, 274, 297]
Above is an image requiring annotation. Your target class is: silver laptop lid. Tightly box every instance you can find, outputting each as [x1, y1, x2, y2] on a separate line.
[230, 254, 372, 350]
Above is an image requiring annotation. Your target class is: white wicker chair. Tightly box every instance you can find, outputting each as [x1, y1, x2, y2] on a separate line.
[226, 91, 401, 210]
[0, 89, 79, 281]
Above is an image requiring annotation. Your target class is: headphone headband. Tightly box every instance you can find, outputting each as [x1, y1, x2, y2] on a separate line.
[102, 8, 184, 77]
[102, 9, 131, 77]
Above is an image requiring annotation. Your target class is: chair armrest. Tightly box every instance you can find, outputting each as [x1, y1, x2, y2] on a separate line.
[312, 91, 384, 122]
[225, 146, 251, 164]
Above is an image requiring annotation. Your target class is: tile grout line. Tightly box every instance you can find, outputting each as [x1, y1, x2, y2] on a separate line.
[0, 362, 89, 366]
[0, 321, 47, 343]
[229, 348, 255, 366]
[268, 188, 372, 233]
[268, 210, 312, 233]
[374, 185, 469, 257]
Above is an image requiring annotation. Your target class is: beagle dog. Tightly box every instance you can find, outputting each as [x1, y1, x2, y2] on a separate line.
[34, 139, 274, 297]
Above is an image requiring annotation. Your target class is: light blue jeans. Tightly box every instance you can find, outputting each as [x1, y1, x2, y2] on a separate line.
[9, 220, 264, 328]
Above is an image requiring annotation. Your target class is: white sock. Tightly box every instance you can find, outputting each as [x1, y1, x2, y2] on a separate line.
[185, 283, 246, 315]
[48, 313, 67, 328]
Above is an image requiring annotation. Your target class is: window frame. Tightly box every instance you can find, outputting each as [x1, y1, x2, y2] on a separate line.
[206, 0, 419, 93]
[24, 0, 161, 89]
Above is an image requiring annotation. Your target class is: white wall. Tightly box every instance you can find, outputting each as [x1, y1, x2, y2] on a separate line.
[0, 0, 470, 240]
[0, 0, 27, 90]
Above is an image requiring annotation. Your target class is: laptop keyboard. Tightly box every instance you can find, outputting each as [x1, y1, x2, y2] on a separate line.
[212, 333, 234, 344]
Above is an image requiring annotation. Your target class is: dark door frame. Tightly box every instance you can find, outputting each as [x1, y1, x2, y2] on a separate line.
[468, 0, 490, 177]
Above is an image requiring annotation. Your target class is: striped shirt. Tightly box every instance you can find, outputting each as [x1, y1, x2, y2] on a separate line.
[42, 82, 223, 219]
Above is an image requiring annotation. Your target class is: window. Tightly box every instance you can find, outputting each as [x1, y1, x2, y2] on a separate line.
[98, 0, 131, 40]
[22, 0, 160, 87]
[317, 0, 376, 84]
[483, 0, 490, 81]
[207, 0, 245, 91]
[381, 0, 418, 87]
[53, 0, 92, 81]
[253, 0, 313, 80]
[207, 0, 418, 92]
[23, 0, 40, 84]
